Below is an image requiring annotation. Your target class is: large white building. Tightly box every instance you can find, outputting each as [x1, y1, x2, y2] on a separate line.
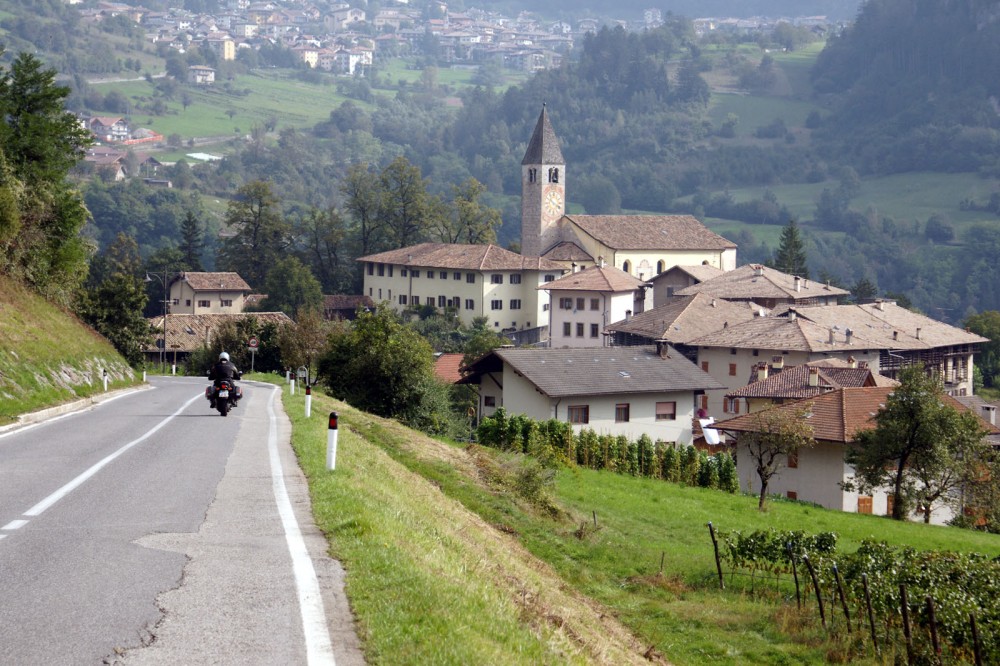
[356, 242, 563, 331]
[359, 106, 739, 339]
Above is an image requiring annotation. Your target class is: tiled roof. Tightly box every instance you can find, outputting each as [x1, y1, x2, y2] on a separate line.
[144, 312, 293, 353]
[433, 353, 465, 384]
[542, 241, 592, 262]
[540, 264, 646, 293]
[605, 294, 762, 344]
[521, 105, 564, 165]
[784, 303, 988, 350]
[715, 387, 895, 443]
[688, 303, 986, 352]
[676, 264, 850, 300]
[567, 214, 736, 251]
[357, 242, 564, 271]
[482, 346, 725, 398]
[657, 264, 725, 282]
[726, 360, 897, 399]
[715, 387, 1000, 443]
[176, 271, 251, 292]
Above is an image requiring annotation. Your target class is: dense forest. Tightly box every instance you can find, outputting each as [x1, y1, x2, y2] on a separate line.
[7, 0, 1000, 324]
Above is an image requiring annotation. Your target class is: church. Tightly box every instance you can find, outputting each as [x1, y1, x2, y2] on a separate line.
[358, 106, 737, 336]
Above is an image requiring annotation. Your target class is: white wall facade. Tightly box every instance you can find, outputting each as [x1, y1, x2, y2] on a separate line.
[546, 290, 634, 348]
[735, 439, 955, 525]
[499, 365, 697, 443]
[168, 282, 245, 315]
[361, 261, 552, 331]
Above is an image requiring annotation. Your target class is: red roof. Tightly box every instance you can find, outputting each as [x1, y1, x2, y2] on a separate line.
[434, 353, 465, 384]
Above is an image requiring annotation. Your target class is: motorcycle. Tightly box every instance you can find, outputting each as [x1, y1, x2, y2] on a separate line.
[206, 378, 242, 416]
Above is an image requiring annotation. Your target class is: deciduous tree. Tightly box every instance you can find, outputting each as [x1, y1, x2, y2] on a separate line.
[739, 402, 816, 510]
[217, 180, 291, 288]
[847, 365, 990, 521]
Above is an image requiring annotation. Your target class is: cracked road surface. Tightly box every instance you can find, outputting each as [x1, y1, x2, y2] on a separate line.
[0, 377, 364, 665]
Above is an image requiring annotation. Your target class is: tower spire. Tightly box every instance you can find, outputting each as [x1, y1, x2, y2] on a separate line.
[521, 105, 564, 165]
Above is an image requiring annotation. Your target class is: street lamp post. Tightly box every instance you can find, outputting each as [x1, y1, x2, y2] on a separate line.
[145, 269, 171, 374]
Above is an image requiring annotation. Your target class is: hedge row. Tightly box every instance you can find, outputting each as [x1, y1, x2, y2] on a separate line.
[476, 408, 739, 493]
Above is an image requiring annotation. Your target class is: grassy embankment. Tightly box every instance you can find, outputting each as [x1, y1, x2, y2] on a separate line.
[275, 381, 1000, 665]
[0, 276, 139, 425]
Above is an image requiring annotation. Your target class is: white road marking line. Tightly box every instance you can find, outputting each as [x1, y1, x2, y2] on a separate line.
[0, 388, 148, 440]
[266, 386, 335, 666]
[23, 393, 203, 518]
[2, 519, 29, 530]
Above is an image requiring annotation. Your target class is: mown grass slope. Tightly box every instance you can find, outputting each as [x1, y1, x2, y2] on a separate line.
[278, 383, 1000, 665]
[0, 276, 137, 425]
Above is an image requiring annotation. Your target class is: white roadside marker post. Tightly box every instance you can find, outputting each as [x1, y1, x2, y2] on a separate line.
[326, 412, 339, 471]
[305, 384, 312, 418]
[102, 369, 108, 391]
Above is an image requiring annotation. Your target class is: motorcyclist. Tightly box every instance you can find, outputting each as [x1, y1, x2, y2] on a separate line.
[208, 351, 241, 408]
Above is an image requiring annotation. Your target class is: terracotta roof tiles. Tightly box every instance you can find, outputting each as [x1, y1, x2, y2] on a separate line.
[357, 242, 564, 271]
[567, 214, 736, 251]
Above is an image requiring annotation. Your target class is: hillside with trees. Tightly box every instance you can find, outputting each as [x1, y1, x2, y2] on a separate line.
[811, 0, 1000, 176]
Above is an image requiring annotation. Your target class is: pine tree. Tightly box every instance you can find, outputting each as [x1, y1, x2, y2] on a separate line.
[179, 211, 204, 271]
[771, 219, 809, 278]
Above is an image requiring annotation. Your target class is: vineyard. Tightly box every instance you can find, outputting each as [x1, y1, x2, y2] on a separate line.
[713, 526, 999, 664]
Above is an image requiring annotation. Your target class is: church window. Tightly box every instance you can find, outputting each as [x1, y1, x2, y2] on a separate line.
[548, 167, 559, 183]
[622, 260, 631, 274]
[528, 168, 537, 183]
[657, 260, 665, 274]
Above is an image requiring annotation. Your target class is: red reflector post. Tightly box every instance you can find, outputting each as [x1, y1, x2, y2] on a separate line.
[328, 412, 338, 430]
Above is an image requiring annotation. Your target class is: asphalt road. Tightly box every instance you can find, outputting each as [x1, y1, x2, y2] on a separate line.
[0, 377, 363, 665]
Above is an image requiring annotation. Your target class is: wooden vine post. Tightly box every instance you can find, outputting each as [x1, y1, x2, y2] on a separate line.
[786, 542, 801, 610]
[803, 554, 827, 630]
[926, 596, 941, 665]
[970, 613, 983, 666]
[707, 522, 725, 590]
[900, 584, 914, 665]
[832, 564, 852, 633]
[862, 573, 878, 654]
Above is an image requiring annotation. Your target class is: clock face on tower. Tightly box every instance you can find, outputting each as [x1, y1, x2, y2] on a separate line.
[543, 187, 563, 220]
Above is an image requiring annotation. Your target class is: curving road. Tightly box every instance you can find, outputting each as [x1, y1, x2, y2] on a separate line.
[0, 377, 363, 665]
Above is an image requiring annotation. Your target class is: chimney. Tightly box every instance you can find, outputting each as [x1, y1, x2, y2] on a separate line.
[625, 309, 632, 321]
[916, 327, 922, 340]
[845, 328, 853, 344]
[753, 264, 764, 277]
[789, 310, 797, 321]
[829, 329, 835, 344]
[875, 300, 885, 311]
[600, 258, 606, 268]
[771, 355, 784, 371]
[848, 355, 858, 369]
[892, 330, 898, 341]
[757, 362, 768, 382]
[571, 262, 578, 273]
[656, 340, 669, 358]
[982, 405, 996, 426]
[711, 298, 717, 308]
[794, 276, 801, 292]
[859, 360, 869, 369]
[808, 367, 819, 387]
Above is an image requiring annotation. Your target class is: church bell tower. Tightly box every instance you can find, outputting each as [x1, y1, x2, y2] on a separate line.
[520, 105, 565, 257]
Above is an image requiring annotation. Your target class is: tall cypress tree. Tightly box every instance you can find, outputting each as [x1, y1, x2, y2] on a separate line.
[179, 210, 204, 271]
[771, 219, 809, 278]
